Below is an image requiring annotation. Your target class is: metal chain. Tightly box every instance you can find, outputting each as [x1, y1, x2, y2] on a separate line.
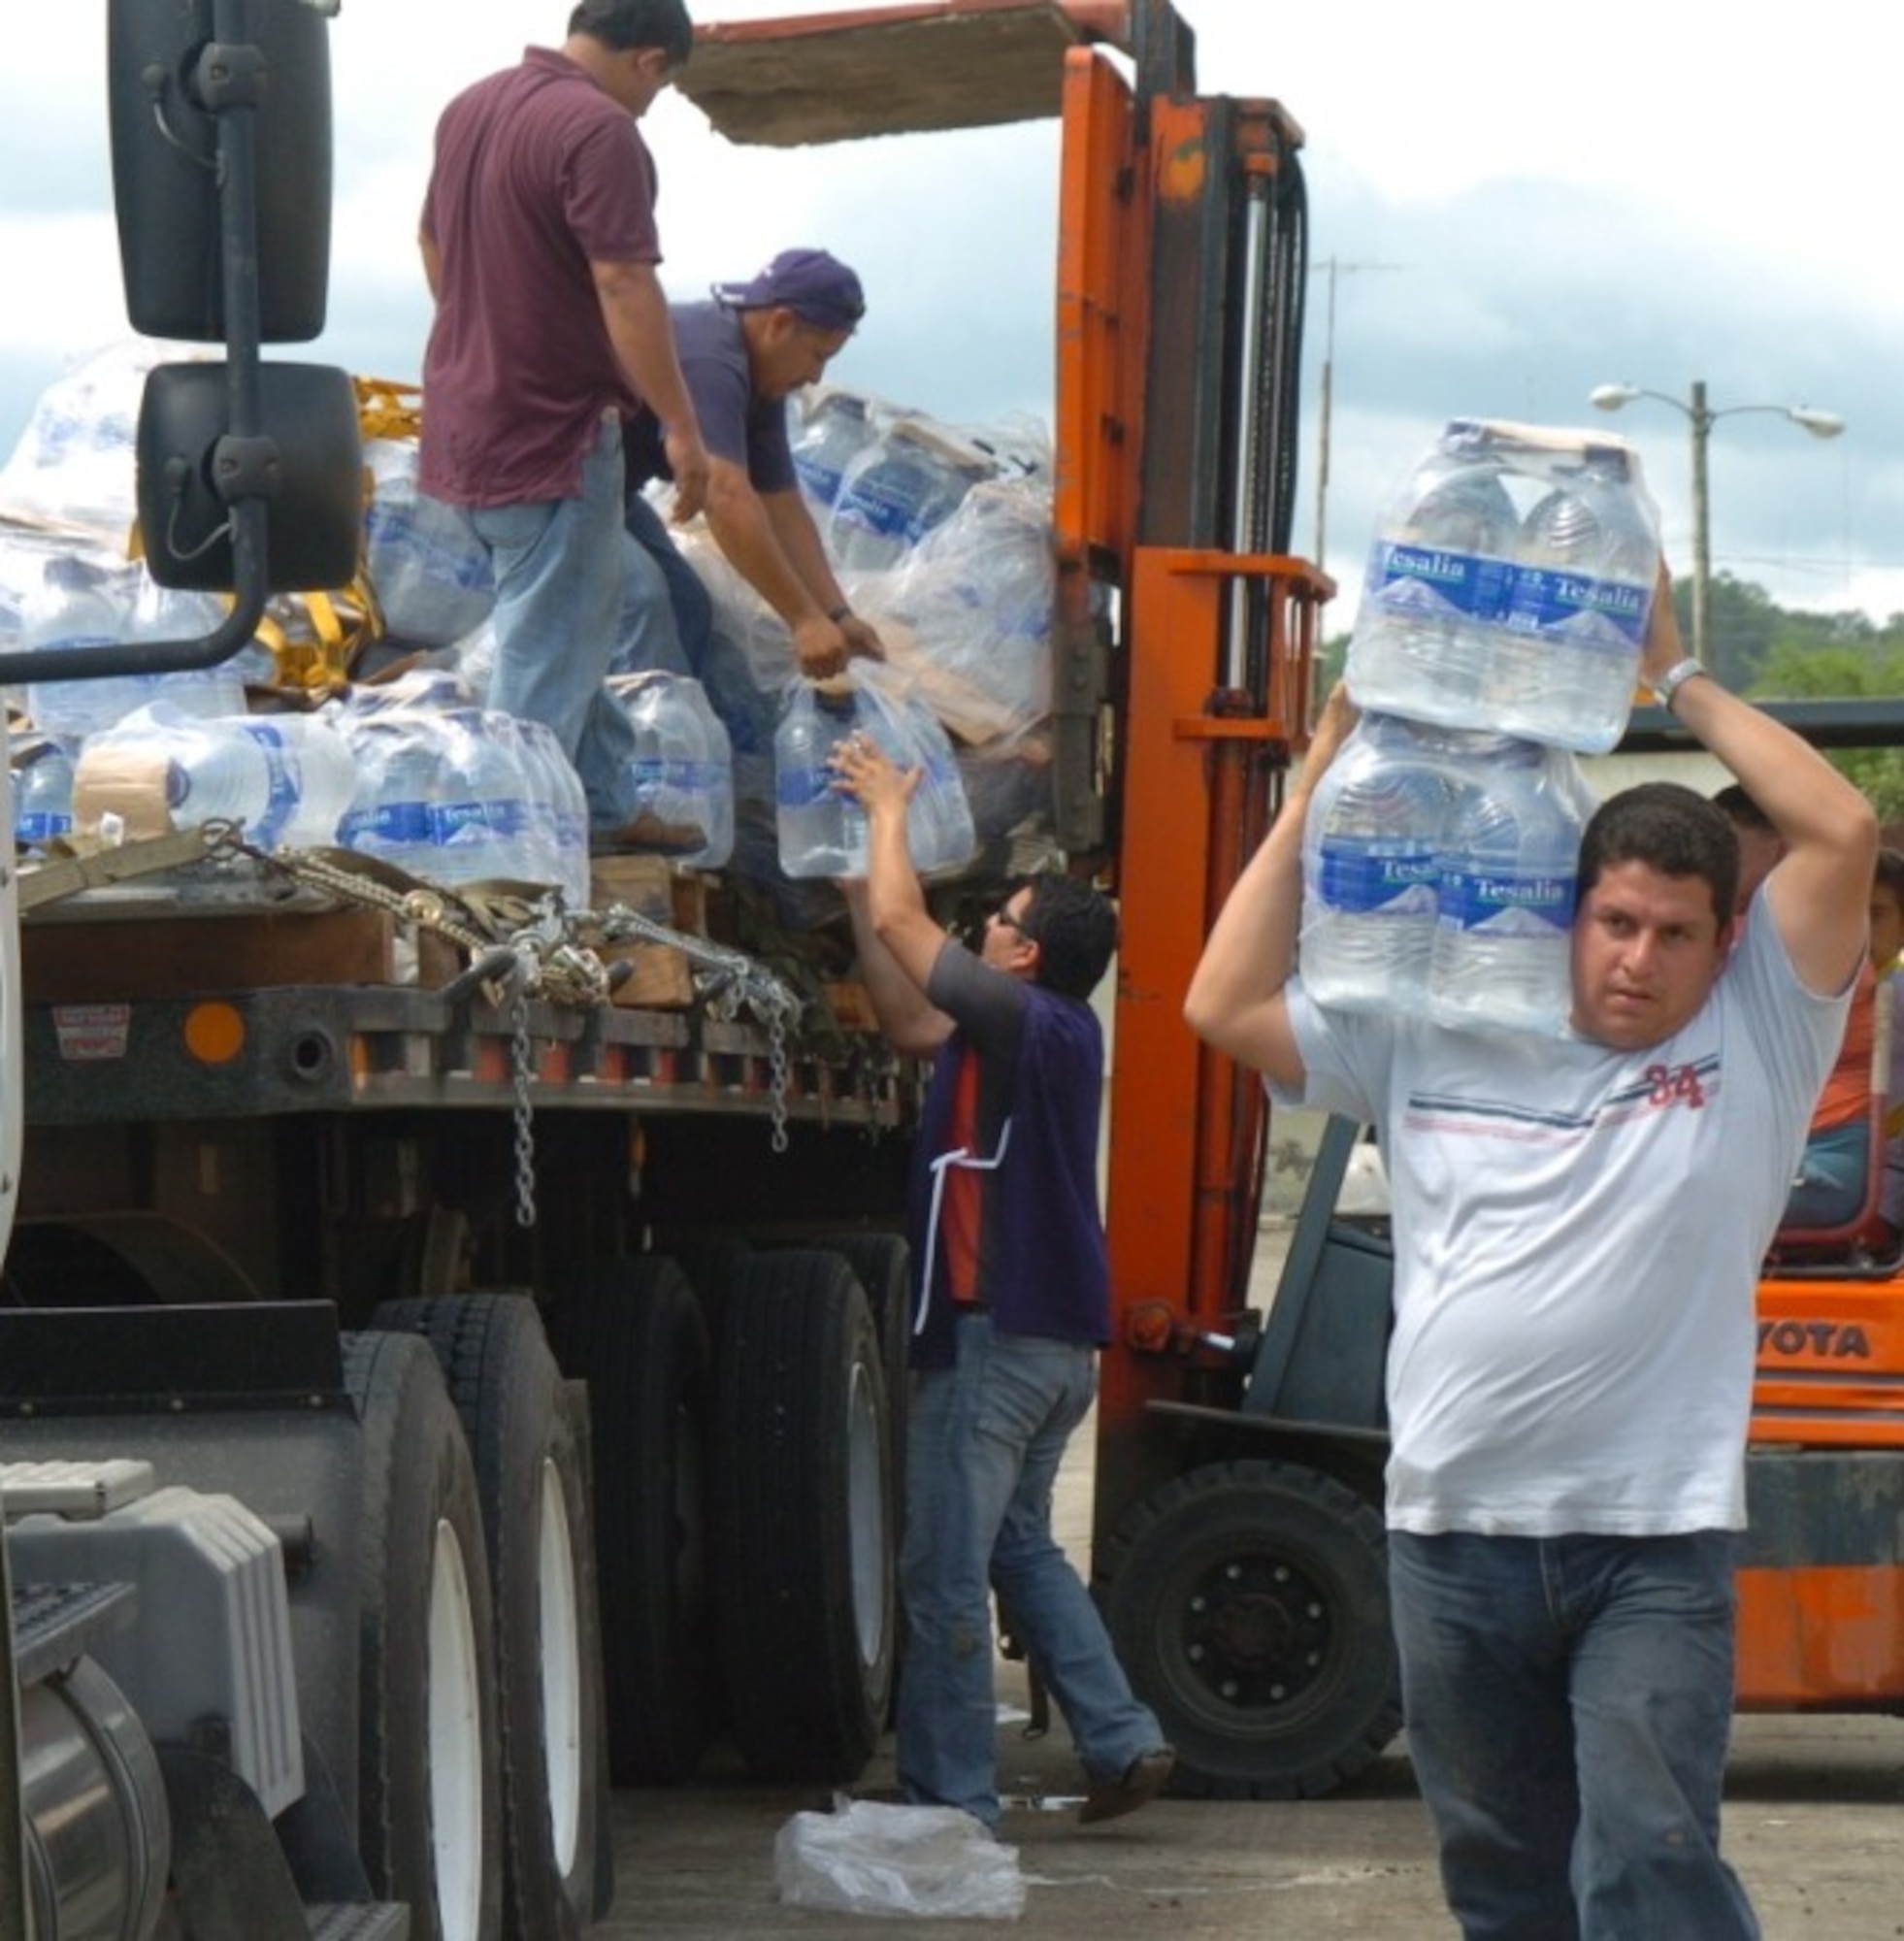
[224, 842, 806, 1149]
[509, 987, 538, 1228]
[259, 842, 496, 956]
[597, 901, 805, 1141]
[764, 1002, 793, 1155]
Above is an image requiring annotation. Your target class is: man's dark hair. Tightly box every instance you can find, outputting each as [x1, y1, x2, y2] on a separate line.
[1017, 873, 1119, 1001]
[1711, 781, 1776, 836]
[1577, 781, 1739, 928]
[1875, 845, 1904, 906]
[569, 0, 693, 63]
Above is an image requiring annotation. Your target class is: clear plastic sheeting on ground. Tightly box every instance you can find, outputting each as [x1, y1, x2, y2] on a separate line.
[773, 1795, 1026, 1922]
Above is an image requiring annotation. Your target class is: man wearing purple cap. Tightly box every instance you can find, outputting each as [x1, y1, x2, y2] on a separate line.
[418, 0, 711, 847]
[623, 247, 886, 705]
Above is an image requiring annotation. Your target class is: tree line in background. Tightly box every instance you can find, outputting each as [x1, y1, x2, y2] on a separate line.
[1319, 575, 1904, 828]
[1698, 574, 1904, 832]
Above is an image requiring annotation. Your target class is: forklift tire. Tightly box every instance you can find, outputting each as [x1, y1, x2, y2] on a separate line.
[544, 1256, 717, 1784]
[1102, 1458, 1401, 1799]
[711, 1249, 895, 1781]
[375, 1295, 603, 1940]
[342, 1328, 505, 1941]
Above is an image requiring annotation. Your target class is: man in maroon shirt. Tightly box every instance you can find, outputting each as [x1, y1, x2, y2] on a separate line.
[418, 0, 710, 845]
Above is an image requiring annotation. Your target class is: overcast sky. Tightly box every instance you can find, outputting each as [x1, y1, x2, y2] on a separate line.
[3, 0, 1895, 628]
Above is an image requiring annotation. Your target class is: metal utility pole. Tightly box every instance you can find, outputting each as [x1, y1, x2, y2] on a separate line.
[1310, 256, 1401, 576]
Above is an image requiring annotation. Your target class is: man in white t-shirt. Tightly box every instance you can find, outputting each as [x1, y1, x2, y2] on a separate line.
[1185, 576, 1875, 1941]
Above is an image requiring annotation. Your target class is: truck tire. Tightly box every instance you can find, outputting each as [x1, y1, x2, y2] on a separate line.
[544, 1256, 717, 1784]
[668, 1234, 752, 1348]
[1101, 1458, 1401, 1799]
[711, 1249, 895, 1781]
[342, 1328, 504, 1941]
[807, 1233, 912, 1501]
[375, 1295, 603, 1940]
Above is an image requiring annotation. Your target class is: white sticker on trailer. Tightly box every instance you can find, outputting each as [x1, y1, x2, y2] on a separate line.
[51, 1004, 132, 1060]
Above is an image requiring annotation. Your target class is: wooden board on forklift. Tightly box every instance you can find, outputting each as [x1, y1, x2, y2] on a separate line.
[20, 904, 457, 1003]
[678, 0, 1128, 146]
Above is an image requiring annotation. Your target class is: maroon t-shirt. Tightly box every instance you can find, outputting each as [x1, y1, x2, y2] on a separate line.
[419, 47, 662, 507]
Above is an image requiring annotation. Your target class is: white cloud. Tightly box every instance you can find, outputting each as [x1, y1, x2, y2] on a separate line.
[4, 0, 1898, 637]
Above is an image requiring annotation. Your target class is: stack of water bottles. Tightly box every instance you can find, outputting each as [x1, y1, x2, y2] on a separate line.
[775, 662, 976, 881]
[790, 387, 879, 520]
[334, 672, 590, 908]
[1303, 419, 1661, 1036]
[20, 558, 248, 739]
[608, 670, 735, 870]
[16, 555, 254, 853]
[73, 702, 360, 853]
[790, 387, 1006, 582]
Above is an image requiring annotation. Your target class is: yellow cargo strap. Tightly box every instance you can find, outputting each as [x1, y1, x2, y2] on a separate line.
[354, 375, 423, 444]
[17, 825, 226, 912]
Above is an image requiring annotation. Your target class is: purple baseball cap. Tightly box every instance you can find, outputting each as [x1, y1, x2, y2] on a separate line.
[711, 248, 866, 332]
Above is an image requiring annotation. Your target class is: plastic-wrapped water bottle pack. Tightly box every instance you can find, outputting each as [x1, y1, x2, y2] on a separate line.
[1346, 418, 1661, 756]
[1301, 711, 1598, 1039]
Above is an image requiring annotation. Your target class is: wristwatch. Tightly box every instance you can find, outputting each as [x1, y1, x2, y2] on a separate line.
[1649, 657, 1710, 714]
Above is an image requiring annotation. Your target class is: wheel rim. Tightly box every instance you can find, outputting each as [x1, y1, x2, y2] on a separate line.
[428, 1515, 486, 1941]
[1170, 1544, 1342, 1728]
[537, 1455, 584, 1876]
[845, 1359, 888, 1669]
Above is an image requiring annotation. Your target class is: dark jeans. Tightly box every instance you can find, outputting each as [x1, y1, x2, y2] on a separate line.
[622, 489, 779, 759]
[1388, 1529, 1759, 1941]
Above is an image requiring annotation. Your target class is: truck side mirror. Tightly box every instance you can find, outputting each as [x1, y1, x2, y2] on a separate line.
[138, 362, 363, 593]
[107, 0, 333, 343]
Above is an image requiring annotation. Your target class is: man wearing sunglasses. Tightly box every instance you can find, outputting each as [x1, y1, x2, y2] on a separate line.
[832, 735, 1174, 1836]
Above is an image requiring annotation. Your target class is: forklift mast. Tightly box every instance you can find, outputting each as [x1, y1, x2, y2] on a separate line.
[674, 0, 1332, 1567]
[1051, 17, 1329, 1562]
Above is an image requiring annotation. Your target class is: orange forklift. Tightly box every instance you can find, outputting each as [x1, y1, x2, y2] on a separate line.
[684, 0, 1904, 1804]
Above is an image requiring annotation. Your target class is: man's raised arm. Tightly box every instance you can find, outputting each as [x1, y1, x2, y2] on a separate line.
[1641, 570, 1876, 994]
[1184, 684, 1359, 1089]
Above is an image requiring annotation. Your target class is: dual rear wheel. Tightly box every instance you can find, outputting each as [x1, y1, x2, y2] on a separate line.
[551, 1241, 903, 1786]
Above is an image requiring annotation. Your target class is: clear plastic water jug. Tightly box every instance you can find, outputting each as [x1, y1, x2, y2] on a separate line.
[1347, 420, 1660, 752]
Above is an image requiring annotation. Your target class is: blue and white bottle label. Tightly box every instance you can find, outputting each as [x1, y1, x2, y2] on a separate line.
[1368, 542, 1648, 657]
[1436, 866, 1573, 938]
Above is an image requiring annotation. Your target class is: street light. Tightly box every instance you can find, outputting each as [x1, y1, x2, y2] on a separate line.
[1588, 380, 1846, 670]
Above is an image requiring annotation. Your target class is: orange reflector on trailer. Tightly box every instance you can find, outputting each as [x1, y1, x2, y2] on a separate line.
[183, 1002, 246, 1066]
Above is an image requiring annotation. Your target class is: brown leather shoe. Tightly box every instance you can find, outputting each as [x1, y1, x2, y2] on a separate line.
[1078, 1746, 1175, 1826]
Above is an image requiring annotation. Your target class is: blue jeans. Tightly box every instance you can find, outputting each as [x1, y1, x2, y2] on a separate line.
[1388, 1530, 1758, 1941]
[623, 487, 714, 669]
[622, 490, 781, 758]
[468, 416, 684, 833]
[898, 1314, 1163, 1827]
[1785, 1119, 1870, 1229]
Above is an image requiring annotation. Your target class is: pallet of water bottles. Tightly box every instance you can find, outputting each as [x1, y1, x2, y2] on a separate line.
[1301, 417, 1663, 1039]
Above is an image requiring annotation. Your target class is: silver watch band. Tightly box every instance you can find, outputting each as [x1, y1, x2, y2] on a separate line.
[1651, 657, 1709, 713]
